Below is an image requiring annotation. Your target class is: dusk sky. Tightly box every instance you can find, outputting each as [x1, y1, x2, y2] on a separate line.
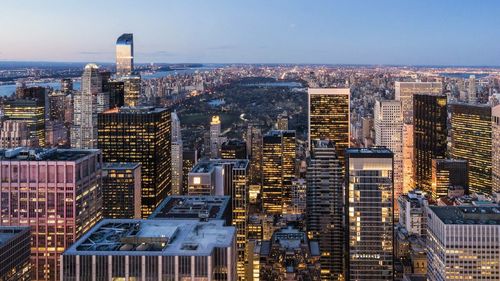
[1, 0, 499, 66]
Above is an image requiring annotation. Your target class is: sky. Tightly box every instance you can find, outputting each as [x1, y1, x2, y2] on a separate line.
[1, 0, 499, 66]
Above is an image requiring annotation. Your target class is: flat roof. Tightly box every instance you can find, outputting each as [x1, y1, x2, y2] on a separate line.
[0, 148, 99, 161]
[103, 162, 141, 170]
[346, 147, 393, 156]
[150, 196, 230, 220]
[0, 227, 29, 247]
[63, 219, 235, 256]
[103, 106, 167, 114]
[429, 206, 500, 225]
[190, 159, 249, 173]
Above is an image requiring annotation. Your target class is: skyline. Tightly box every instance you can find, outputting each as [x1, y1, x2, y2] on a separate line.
[1, 0, 500, 66]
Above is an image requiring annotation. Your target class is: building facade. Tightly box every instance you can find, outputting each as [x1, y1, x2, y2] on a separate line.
[0, 226, 31, 280]
[171, 112, 183, 195]
[395, 81, 442, 124]
[210, 115, 222, 159]
[431, 159, 468, 200]
[102, 163, 142, 219]
[116, 33, 134, 76]
[493, 105, 500, 193]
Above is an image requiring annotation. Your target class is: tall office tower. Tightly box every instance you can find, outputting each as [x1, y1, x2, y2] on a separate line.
[402, 124, 414, 193]
[64, 93, 74, 124]
[98, 107, 171, 217]
[45, 120, 67, 147]
[431, 159, 468, 200]
[3, 87, 46, 147]
[306, 140, 344, 280]
[308, 88, 350, 161]
[276, 111, 289, 130]
[246, 124, 263, 187]
[102, 163, 141, 219]
[493, 105, 500, 193]
[374, 100, 403, 206]
[345, 147, 394, 281]
[468, 75, 477, 104]
[450, 103, 492, 194]
[171, 112, 183, 195]
[0, 227, 31, 280]
[187, 159, 249, 279]
[60, 78, 73, 93]
[221, 139, 247, 159]
[48, 91, 66, 121]
[0, 120, 33, 148]
[290, 178, 306, 215]
[62, 219, 237, 280]
[123, 75, 141, 107]
[108, 80, 125, 108]
[413, 94, 447, 192]
[262, 130, 296, 214]
[182, 148, 198, 195]
[427, 206, 500, 281]
[395, 81, 442, 124]
[0, 148, 102, 280]
[397, 190, 428, 237]
[116, 33, 134, 76]
[210, 115, 222, 158]
[71, 63, 102, 149]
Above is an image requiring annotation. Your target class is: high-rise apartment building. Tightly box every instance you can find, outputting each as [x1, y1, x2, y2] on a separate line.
[345, 147, 394, 281]
[97, 106, 171, 217]
[402, 123, 414, 192]
[375, 99, 403, 207]
[102, 163, 141, 219]
[0, 226, 31, 280]
[431, 159, 468, 200]
[262, 130, 296, 214]
[413, 94, 447, 192]
[62, 219, 237, 280]
[427, 206, 500, 281]
[306, 140, 344, 280]
[246, 124, 263, 188]
[450, 103, 492, 194]
[308, 88, 350, 161]
[71, 63, 102, 149]
[0, 120, 33, 148]
[395, 81, 442, 124]
[210, 115, 222, 158]
[116, 33, 134, 76]
[171, 112, 183, 195]
[493, 105, 500, 193]
[0, 148, 102, 280]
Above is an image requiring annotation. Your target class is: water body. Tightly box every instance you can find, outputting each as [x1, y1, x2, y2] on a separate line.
[0, 81, 82, 97]
[439, 73, 489, 79]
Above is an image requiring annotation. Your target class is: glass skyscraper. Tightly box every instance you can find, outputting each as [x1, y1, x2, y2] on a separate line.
[116, 33, 134, 76]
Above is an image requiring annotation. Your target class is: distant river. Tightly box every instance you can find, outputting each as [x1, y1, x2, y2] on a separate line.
[439, 73, 489, 79]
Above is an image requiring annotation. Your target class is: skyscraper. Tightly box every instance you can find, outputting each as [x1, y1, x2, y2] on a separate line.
[413, 94, 447, 192]
[98, 107, 171, 217]
[431, 159, 468, 200]
[0, 148, 103, 280]
[306, 140, 344, 280]
[116, 33, 134, 76]
[246, 124, 263, 189]
[468, 75, 477, 104]
[171, 112, 183, 195]
[210, 115, 222, 158]
[493, 105, 500, 193]
[123, 75, 141, 107]
[262, 130, 296, 214]
[108, 79, 125, 108]
[345, 147, 394, 281]
[276, 111, 289, 130]
[102, 163, 142, 219]
[402, 123, 414, 192]
[308, 88, 350, 161]
[395, 81, 442, 124]
[0, 226, 31, 281]
[374, 99, 403, 206]
[221, 139, 247, 159]
[450, 103, 492, 194]
[71, 63, 102, 149]
[0, 120, 33, 148]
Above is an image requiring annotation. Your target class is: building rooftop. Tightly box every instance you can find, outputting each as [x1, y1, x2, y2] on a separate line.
[103, 162, 141, 170]
[190, 159, 249, 173]
[0, 148, 99, 161]
[264, 130, 296, 138]
[103, 106, 166, 114]
[345, 147, 393, 156]
[0, 227, 30, 248]
[150, 196, 230, 220]
[429, 206, 500, 225]
[63, 219, 235, 256]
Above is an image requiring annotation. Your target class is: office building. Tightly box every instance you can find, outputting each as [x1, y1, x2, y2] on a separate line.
[450, 103, 492, 194]
[468, 75, 476, 104]
[308, 88, 350, 161]
[102, 163, 142, 219]
[71, 63, 102, 149]
[306, 140, 344, 280]
[402, 124, 414, 193]
[262, 130, 296, 214]
[171, 112, 183, 195]
[246, 124, 263, 188]
[0, 226, 31, 281]
[257, 226, 321, 280]
[150, 195, 232, 225]
[60, 78, 73, 93]
[493, 105, 500, 193]
[221, 139, 247, 159]
[108, 80, 125, 108]
[3, 87, 46, 147]
[395, 81, 442, 124]
[427, 206, 500, 281]
[210, 115, 222, 158]
[182, 148, 198, 195]
[397, 190, 428, 237]
[375, 99, 404, 206]
[0, 148, 102, 280]
[45, 120, 67, 147]
[290, 178, 306, 215]
[48, 90, 67, 121]
[98, 106, 171, 217]
[61, 219, 237, 280]
[413, 94, 447, 192]
[431, 159, 468, 200]
[345, 147, 394, 280]
[123, 75, 141, 107]
[0, 120, 33, 148]
[116, 33, 134, 76]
